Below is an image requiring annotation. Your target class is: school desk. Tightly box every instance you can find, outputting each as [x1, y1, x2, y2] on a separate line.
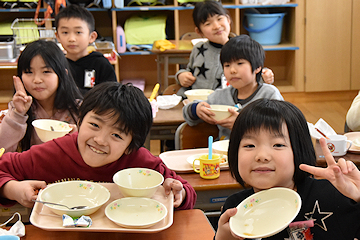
[144, 103, 184, 151]
[151, 40, 193, 90]
[17, 209, 214, 240]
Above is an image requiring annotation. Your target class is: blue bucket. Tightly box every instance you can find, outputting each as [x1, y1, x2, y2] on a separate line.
[244, 12, 286, 45]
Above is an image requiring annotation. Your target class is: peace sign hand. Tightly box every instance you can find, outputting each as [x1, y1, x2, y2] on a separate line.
[299, 138, 360, 202]
[12, 76, 32, 116]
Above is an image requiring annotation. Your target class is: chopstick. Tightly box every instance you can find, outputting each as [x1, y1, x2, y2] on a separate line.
[315, 128, 329, 139]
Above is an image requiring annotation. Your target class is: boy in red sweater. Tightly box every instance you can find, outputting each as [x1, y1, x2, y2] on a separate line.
[0, 82, 196, 210]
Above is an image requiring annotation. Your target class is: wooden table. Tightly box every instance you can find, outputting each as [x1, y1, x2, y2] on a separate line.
[151, 40, 193, 90]
[315, 139, 360, 167]
[20, 209, 214, 240]
[145, 103, 185, 150]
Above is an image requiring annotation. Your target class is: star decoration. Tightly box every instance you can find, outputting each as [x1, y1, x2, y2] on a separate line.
[197, 44, 207, 57]
[196, 63, 209, 78]
[304, 200, 333, 231]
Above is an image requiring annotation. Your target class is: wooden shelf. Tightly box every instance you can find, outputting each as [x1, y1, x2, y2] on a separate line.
[0, 0, 304, 108]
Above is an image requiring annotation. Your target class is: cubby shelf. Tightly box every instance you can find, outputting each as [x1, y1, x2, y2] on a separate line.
[0, 0, 304, 107]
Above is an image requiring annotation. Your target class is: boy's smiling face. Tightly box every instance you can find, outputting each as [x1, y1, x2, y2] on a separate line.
[77, 110, 132, 167]
[56, 17, 97, 61]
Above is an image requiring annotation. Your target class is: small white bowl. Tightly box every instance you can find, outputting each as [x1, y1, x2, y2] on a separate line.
[38, 181, 111, 217]
[230, 188, 301, 238]
[32, 119, 72, 142]
[212, 140, 229, 156]
[184, 89, 214, 102]
[113, 168, 164, 198]
[105, 197, 167, 228]
[207, 105, 238, 121]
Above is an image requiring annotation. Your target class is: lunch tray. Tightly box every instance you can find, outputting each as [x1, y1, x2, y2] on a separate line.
[30, 183, 173, 233]
[159, 148, 229, 173]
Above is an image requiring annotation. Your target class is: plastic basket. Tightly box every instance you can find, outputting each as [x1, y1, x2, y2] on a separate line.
[243, 12, 285, 45]
[11, 18, 56, 47]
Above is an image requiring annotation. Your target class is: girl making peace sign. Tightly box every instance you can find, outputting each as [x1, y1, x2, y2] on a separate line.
[0, 40, 82, 153]
[215, 99, 360, 239]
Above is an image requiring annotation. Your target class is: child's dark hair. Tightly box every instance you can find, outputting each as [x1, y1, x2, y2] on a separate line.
[220, 35, 264, 83]
[78, 82, 153, 153]
[55, 4, 95, 32]
[228, 98, 316, 188]
[193, 0, 229, 29]
[17, 40, 82, 151]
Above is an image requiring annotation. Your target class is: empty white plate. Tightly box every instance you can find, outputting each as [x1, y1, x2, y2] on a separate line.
[229, 187, 301, 239]
[105, 197, 167, 229]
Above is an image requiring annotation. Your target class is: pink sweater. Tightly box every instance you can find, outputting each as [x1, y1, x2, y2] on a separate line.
[0, 133, 197, 209]
[0, 101, 77, 152]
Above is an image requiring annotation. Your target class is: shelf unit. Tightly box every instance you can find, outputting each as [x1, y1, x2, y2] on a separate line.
[0, 8, 119, 107]
[112, 0, 304, 93]
[0, 0, 304, 107]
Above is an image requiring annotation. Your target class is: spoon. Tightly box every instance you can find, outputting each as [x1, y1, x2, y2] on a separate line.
[33, 200, 89, 210]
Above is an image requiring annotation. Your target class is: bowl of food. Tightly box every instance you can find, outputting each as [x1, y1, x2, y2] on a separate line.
[32, 119, 72, 142]
[212, 140, 229, 156]
[113, 168, 164, 198]
[184, 89, 214, 102]
[105, 197, 167, 228]
[229, 187, 301, 238]
[207, 105, 238, 121]
[38, 181, 111, 217]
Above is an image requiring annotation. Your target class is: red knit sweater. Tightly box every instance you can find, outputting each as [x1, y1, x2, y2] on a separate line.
[0, 132, 196, 209]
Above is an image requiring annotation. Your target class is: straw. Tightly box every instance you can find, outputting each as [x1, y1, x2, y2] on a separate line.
[208, 136, 213, 159]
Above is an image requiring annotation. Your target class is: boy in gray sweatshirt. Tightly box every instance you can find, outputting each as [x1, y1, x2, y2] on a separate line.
[183, 35, 283, 139]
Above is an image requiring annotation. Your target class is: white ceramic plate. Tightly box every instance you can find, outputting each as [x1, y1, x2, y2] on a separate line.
[105, 197, 168, 229]
[344, 132, 360, 153]
[186, 153, 228, 168]
[229, 188, 301, 239]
